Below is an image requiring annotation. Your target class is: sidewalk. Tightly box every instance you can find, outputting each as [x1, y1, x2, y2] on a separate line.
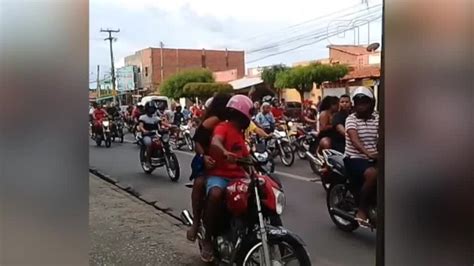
[89, 174, 204, 266]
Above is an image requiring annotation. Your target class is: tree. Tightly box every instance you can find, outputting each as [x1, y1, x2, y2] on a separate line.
[160, 69, 214, 99]
[182, 82, 233, 100]
[261, 64, 289, 99]
[275, 63, 349, 109]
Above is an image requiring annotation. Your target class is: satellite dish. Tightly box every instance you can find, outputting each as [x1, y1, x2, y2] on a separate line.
[367, 42, 380, 52]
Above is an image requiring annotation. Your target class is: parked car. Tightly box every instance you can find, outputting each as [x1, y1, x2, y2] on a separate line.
[284, 101, 302, 120]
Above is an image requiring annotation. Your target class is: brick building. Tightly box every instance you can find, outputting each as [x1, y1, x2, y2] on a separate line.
[327, 45, 380, 68]
[124, 47, 245, 94]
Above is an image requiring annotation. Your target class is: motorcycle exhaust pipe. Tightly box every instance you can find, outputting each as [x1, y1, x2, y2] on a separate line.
[330, 207, 356, 223]
[180, 210, 194, 226]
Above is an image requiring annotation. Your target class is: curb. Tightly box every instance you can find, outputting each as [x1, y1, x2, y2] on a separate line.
[89, 168, 183, 224]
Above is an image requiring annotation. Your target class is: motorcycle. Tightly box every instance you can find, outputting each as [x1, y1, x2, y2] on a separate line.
[294, 126, 316, 160]
[305, 133, 326, 176]
[279, 119, 298, 153]
[111, 116, 125, 143]
[248, 134, 275, 174]
[181, 157, 311, 265]
[94, 118, 112, 148]
[170, 119, 194, 151]
[324, 149, 377, 232]
[267, 127, 295, 167]
[138, 129, 180, 182]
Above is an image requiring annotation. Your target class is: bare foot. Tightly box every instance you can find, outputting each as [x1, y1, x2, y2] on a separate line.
[186, 224, 198, 242]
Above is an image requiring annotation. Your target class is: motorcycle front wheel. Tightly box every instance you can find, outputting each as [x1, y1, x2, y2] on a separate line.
[166, 153, 180, 182]
[105, 133, 112, 148]
[296, 139, 307, 160]
[119, 129, 124, 143]
[185, 134, 194, 151]
[279, 143, 295, 167]
[238, 234, 311, 266]
[139, 147, 155, 174]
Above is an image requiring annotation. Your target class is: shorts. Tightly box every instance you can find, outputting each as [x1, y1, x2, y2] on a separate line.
[142, 136, 153, 146]
[344, 158, 375, 187]
[206, 176, 229, 195]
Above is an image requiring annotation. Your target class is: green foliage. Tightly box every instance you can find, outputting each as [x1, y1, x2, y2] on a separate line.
[275, 64, 349, 92]
[275, 63, 349, 106]
[261, 64, 289, 90]
[160, 69, 214, 99]
[182, 83, 233, 99]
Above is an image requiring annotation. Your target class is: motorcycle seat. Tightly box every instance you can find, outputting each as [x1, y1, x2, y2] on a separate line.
[327, 154, 347, 176]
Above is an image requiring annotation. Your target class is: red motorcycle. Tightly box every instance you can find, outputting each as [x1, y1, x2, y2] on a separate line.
[181, 157, 311, 265]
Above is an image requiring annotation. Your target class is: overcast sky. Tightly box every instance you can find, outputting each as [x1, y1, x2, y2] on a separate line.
[89, 0, 382, 83]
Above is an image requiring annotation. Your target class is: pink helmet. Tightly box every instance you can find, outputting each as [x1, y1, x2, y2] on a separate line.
[226, 94, 253, 119]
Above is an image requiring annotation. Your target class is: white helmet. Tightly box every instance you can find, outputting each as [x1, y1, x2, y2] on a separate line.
[352, 86, 374, 100]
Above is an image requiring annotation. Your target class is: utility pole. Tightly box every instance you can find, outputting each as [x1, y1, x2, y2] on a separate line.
[160, 41, 164, 87]
[96, 65, 100, 98]
[101, 28, 120, 105]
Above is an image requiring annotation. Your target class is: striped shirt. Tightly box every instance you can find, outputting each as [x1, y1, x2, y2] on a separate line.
[344, 112, 379, 159]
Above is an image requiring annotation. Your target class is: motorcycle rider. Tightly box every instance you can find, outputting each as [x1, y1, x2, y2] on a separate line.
[186, 93, 232, 244]
[302, 104, 318, 130]
[201, 95, 253, 262]
[331, 94, 352, 153]
[137, 101, 161, 169]
[255, 102, 276, 134]
[317, 96, 340, 155]
[92, 104, 108, 137]
[344, 87, 378, 227]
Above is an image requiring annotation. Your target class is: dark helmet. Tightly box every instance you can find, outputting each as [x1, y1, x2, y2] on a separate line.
[144, 101, 157, 115]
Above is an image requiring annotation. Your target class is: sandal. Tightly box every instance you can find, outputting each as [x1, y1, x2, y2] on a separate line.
[200, 240, 215, 263]
[355, 217, 371, 228]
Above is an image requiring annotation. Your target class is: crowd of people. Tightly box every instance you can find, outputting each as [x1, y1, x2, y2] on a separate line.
[90, 87, 379, 262]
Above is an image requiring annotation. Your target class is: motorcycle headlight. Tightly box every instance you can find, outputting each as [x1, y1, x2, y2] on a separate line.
[272, 187, 286, 215]
[161, 134, 170, 143]
[255, 152, 268, 162]
[288, 121, 294, 127]
[102, 121, 109, 127]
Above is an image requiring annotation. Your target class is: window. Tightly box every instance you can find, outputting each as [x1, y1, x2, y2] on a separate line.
[145, 67, 148, 77]
[137, 67, 141, 73]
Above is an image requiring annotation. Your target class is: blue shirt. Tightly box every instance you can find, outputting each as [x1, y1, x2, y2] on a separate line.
[255, 112, 275, 129]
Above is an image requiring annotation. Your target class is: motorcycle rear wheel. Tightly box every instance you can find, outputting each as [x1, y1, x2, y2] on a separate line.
[326, 183, 359, 232]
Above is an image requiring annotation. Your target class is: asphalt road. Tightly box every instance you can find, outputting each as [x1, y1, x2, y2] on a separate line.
[89, 134, 376, 266]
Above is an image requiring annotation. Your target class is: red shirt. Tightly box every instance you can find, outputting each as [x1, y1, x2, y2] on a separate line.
[193, 107, 203, 118]
[93, 109, 107, 121]
[132, 107, 141, 120]
[208, 121, 249, 179]
[271, 107, 284, 120]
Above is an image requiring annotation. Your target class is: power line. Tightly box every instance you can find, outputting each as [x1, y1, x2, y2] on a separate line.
[246, 4, 382, 55]
[238, 3, 364, 43]
[246, 15, 382, 64]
